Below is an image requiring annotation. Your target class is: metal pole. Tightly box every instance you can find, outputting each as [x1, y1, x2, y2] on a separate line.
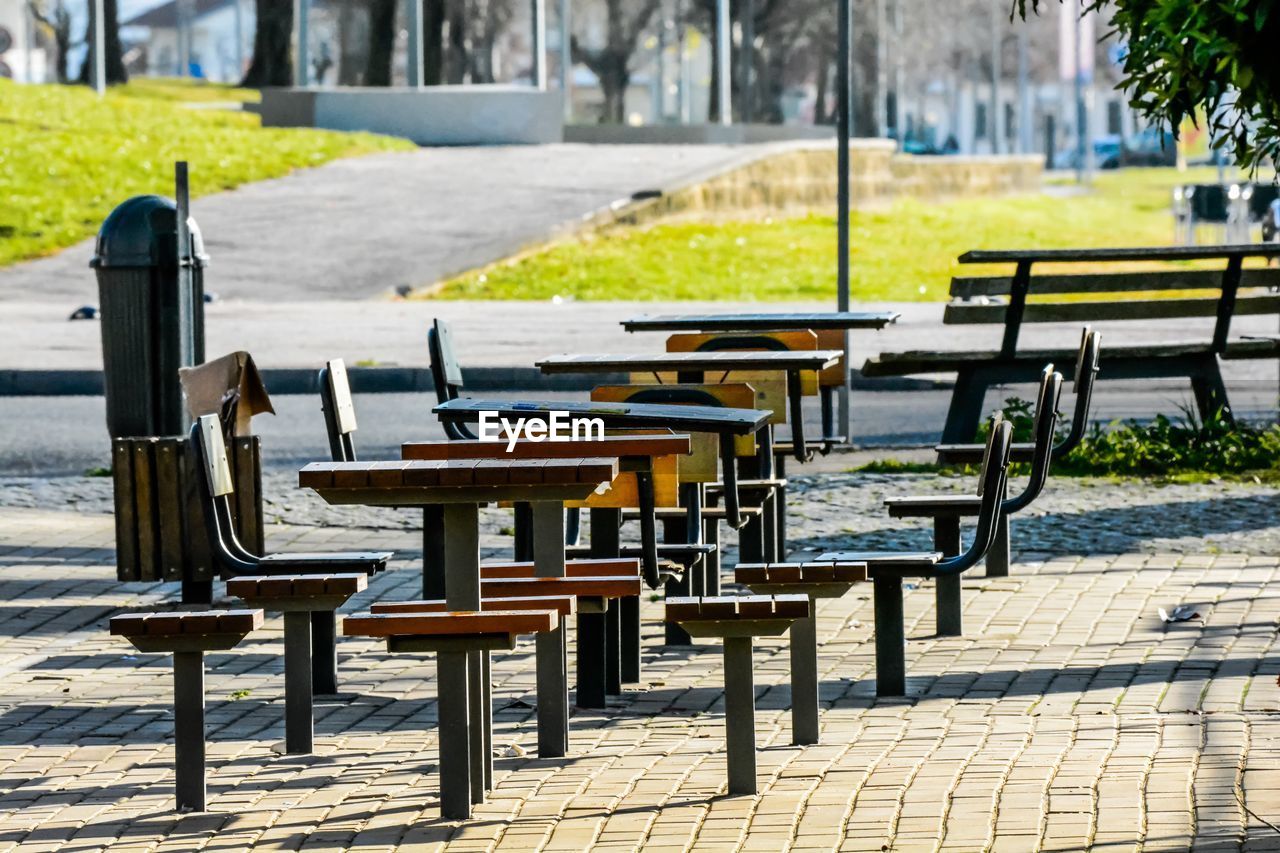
[715, 0, 731, 125]
[283, 611, 314, 754]
[790, 607, 820, 745]
[1017, 24, 1031, 154]
[837, 0, 852, 441]
[876, 0, 887, 137]
[724, 637, 757, 795]
[740, 0, 754, 123]
[295, 0, 310, 85]
[893, 0, 904, 140]
[531, 0, 547, 89]
[90, 0, 105, 94]
[233, 0, 245, 81]
[172, 651, 206, 811]
[559, 0, 572, 119]
[990, 0, 1001, 154]
[406, 0, 423, 87]
[1074, 6, 1086, 183]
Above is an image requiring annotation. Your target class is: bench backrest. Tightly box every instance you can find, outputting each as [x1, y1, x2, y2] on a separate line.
[190, 414, 260, 577]
[938, 417, 1012, 576]
[428, 319, 476, 440]
[319, 358, 358, 462]
[945, 264, 1280, 357]
[1055, 328, 1101, 459]
[1004, 366, 1063, 514]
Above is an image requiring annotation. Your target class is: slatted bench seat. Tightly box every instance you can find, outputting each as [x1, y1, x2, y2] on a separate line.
[343, 609, 559, 819]
[226, 573, 368, 754]
[479, 558, 639, 578]
[110, 609, 264, 812]
[734, 562, 868, 745]
[372, 596, 577, 616]
[862, 245, 1280, 443]
[665, 594, 810, 795]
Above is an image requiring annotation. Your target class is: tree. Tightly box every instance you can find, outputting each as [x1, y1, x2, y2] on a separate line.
[572, 0, 664, 123]
[28, 0, 72, 83]
[76, 0, 127, 85]
[365, 0, 396, 85]
[242, 0, 293, 87]
[1018, 0, 1280, 170]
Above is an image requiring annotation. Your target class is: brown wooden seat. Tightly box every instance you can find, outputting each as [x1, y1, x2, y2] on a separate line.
[343, 609, 559, 641]
[372, 596, 577, 617]
[479, 575, 641, 603]
[109, 608, 264, 812]
[110, 608, 264, 653]
[226, 573, 368, 610]
[480, 558, 639, 579]
[734, 562, 868, 585]
[663, 594, 810, 797]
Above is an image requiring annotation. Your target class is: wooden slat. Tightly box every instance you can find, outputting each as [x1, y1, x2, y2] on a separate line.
[179, 439, 214, 583]
[479, 575, 640, 599]
[110, 609, 263, 637]
[227, 573, 367, 599]
[507, 459, 548, 485]
[481, 558, 640, 579]
[332, 462, 374, 489]
[299, 462, 340, 489]
[341, 609, 557, 638]
[233, 437, 264, 554]
[403, 461, 444, 487]
[438, 460, 480, 487]
[473, 459, 513, 486]
[367, 461, 411, 487]
[944, 294, 1280, 325]
[950, 268, 1280, 298]
[132, 441, 158, 582]
[111, 440, 138, 582]
[372, 596, 577, 617]
[154, 439, 185, 582]
[401, 434, 693, 461]
[959, 244, 1280, 264]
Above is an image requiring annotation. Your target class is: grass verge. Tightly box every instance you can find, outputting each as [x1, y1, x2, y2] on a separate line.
[429, 166, 1253, 302]
[0, 79, 415, 267]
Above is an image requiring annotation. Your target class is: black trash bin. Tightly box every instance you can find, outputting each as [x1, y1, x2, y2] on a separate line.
[92, 195, 208, 439]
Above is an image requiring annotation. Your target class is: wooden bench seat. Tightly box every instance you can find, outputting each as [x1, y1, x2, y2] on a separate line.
[480, 558, 639, 579]
[663, 594, 811, 796]
[372, 596, 577, 617]
[885, 495, 983, 517]
[109, 608, 264, 812]
[734, 562, 869, 584]
[110, 608, 264, 653]
[478, 575, 641, 603]
[226, 573, 368, 608]
[343, 609, 558, 640]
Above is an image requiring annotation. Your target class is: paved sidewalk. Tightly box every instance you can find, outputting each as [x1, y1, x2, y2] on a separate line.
[1, 474, 1279, 850]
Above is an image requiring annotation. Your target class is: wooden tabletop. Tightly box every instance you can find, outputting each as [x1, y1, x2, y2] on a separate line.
[959, 244, 1280, 264]
[300, 457, 620, 507]
[402, 434, 692, 461]
[433, 398, 771, 436]
[621, 312, 899, 332]
[536, 350, 843, 374]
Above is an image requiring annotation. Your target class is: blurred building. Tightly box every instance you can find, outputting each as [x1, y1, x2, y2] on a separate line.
[0, 0, 49, 82]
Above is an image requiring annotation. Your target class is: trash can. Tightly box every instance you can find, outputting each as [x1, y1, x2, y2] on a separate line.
[92, 195, 208, 439]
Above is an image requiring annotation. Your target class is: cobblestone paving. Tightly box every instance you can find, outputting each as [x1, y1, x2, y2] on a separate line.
[0, 473, 1279, 850]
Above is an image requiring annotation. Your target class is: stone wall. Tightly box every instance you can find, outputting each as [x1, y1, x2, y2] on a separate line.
[598, 141, 1045, 229]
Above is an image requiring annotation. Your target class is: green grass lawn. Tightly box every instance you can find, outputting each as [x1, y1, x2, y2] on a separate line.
[0, 79, 414, 267]
[431, 165, 1249, 302]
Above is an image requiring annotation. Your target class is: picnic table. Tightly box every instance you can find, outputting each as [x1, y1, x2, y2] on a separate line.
[535, 350, 841, 463]
[301, 455, 617, 819]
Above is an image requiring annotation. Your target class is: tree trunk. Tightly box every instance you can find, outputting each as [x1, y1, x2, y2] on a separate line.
[242, 0, 293, 87]
[365, 0, 396, 86]
[337, 0, 364, 85]
[446, 1, 468, 83]
[78, 0, 127, 84]
[599, 59, 629, 123]
[424, 0, 446, 85]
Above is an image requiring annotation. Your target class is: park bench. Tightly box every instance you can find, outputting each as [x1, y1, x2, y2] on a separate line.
[733, 562, 868, 745]
[225, 573, 367, 754]
[665, 594, 810, 795]
[862, 245, 1280, 443]
[303, 453, 619, 818]
[885, 365, 1062, 592]
[109, 608, 264, 812]
[342, 608, 560, 819]
[189, 414, 390, 696]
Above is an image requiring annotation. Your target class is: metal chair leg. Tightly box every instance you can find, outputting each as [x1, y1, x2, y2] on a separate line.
[790, 608, 820, 745]
[723, 637, 758, 795]
[283, 611, 313, 754]
[873, 576, 906, 697]
[173, 651, 206, 812]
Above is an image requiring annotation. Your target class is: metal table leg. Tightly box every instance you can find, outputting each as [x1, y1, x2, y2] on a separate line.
[532, 501, 570, 755]
[437, 649, 472, 819]
[790, 607, 819, 745]
[723, 636, 757, 795]
[173, 650, 206, 812]
[442, 503, 485, 806]
[933, 516, 963, 637]
[283, 611, 314, 754]
[310, 610, 338, 695]
[873, 576, 906, 697]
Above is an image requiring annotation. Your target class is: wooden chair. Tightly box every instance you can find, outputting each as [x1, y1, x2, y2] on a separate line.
[885, 364, 1063, 589]
[110, 609, 264, 811]
[818, 417, 1014, 697]
[189, 414, 390, 695]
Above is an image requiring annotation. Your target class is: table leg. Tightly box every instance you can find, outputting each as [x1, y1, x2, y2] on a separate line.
[442, 503, 486, 806]
[283, 611, 313, 755]
[173, 651, 206, 812]
[620, 595, 641, 683]
[532, 501, 570, 754]
[422, 505, 446, 599]
[790, 607, 819, 745]
[310, 610, 338, 695]
[437, 649, 472, 819]
[589, 507, 624, 695]
[723, 637, 757, 796]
